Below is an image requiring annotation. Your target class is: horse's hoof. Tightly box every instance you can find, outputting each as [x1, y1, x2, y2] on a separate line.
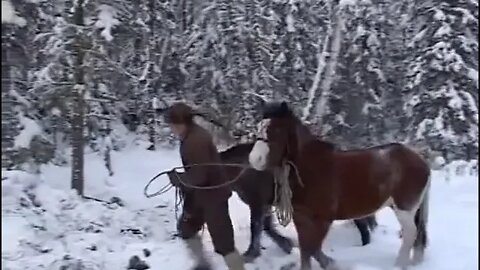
[326, 262, 341, 270]
[361, 238, 370, 246]
[279, 262, 296, 270]
[394, 258, 412, 269]
[412, 249, 425, 265]
[242, 249, 261, 263]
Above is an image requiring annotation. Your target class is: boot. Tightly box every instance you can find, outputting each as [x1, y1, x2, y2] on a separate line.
[185, 236, 212, 270]
[223, 250, 246, 270]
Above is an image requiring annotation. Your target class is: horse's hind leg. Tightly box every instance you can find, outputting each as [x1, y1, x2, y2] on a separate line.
[353, 218, 371, 246]
[413, 188, 429, 264]
[243, 205, 264, 262]
[393, 208, 417, 268]
[366, 214, 378, 231]
[263, 212, 293, 254]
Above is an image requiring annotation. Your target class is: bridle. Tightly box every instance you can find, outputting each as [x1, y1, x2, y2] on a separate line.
[253, 117, 304, 226]
[254, 117, 294, 170]
[255, 137, 268, 143]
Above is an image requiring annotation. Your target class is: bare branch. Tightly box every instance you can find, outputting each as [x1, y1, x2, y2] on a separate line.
[85, 49, 138, 80]
[244, 91, 271, 104]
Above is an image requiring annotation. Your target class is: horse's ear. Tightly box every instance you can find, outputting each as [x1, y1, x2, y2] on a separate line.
[279, 101, 289, 113]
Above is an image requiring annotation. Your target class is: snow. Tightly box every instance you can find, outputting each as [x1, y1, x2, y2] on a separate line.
[453, 7, 477, 24]
[339, 0, 358, 6]
[14, 114, 43, 149]
[51, 107, 61, 116]
[286, 14, 295, 32]
[355, 25, 367, 40]
[467, 68, 478, 86]
[447, 86, 464, 110]
[433, 8, 446, 21]
[434, 24, 452, 38]
[409, 29, 428, 48]
[2, 147, 478, 270]
[94, 5, 120, 42]
[1, 0, 26, 26]
[151, 97, 161, 110]
[366, 33, 380, 48]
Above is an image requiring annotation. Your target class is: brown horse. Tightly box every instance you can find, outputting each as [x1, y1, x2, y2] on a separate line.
[169, 143, 378, 263]
[247, 102, 431, 270]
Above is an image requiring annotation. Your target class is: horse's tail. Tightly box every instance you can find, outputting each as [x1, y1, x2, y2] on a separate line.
[414, 176, 430, 250]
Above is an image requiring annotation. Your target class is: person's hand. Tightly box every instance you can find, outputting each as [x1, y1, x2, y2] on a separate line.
[167, 170, 183, 187]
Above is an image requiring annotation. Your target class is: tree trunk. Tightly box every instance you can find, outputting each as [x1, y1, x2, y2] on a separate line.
[103, 135, 114, 176]
[302, 33, 330, 122]
[181, 0, 188, 31]
[146, 0, 158, 151]
[70, 0, 86, 196]
[314, 5, 345, 129]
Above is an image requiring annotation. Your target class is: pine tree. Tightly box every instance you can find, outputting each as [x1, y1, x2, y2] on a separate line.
[1, 25, 22, 168]
[2, 0, 478, 167]
[404, 0, 478, 160]
[1, 0, 38, 169]
[381, 0, 416, 142]
[323, 0, 390, 148]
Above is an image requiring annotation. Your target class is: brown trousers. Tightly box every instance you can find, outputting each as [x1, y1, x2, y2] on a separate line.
[177, 191, 235, 256]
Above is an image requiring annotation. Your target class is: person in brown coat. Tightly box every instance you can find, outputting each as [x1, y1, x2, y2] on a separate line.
[165, 102, 245, 270]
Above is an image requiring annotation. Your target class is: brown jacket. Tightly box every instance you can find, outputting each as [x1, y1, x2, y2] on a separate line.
[180, 123, 232, 203]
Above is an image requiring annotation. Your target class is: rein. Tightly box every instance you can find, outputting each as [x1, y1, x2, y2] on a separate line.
[143, 163, 250, 198]
[285, 160, 304, 187]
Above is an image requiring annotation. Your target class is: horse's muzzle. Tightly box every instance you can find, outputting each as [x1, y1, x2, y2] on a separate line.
[249, 139, 270, 171]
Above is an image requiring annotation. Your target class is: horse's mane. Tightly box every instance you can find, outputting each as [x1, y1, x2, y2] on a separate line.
[310, 139, 336, 151]
[262, 101, 295, 118]
[262, 101, 337, 151]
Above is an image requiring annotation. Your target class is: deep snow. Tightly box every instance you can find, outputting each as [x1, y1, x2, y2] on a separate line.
[2, 146, 478, 270]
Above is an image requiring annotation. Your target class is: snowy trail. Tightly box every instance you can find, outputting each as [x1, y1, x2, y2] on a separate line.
[2, 147, 478, 270]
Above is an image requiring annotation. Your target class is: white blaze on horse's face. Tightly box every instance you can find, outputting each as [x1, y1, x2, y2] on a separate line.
[249, 119, 271, 171]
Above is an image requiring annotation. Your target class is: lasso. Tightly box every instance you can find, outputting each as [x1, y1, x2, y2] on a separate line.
[143, 163, 251, 198]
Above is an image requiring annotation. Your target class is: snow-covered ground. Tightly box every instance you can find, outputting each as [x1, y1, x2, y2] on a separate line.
[2, 146, 478, 270]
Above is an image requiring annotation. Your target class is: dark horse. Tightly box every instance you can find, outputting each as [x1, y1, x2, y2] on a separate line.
[169, 143, 378, 263]
[248, 102, 431, 270]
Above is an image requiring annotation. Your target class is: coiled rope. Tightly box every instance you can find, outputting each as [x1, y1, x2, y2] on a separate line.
[272, 160, 303, 227]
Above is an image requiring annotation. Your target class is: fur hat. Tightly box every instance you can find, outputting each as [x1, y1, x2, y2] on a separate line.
[164, 102, 194, 125]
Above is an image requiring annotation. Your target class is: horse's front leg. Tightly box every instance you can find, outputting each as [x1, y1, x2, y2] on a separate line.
[243, 205, 264, 262]
[311, 220, 337, 270]
[293, 212, 335, 270]
[263, 211, 293, 254]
